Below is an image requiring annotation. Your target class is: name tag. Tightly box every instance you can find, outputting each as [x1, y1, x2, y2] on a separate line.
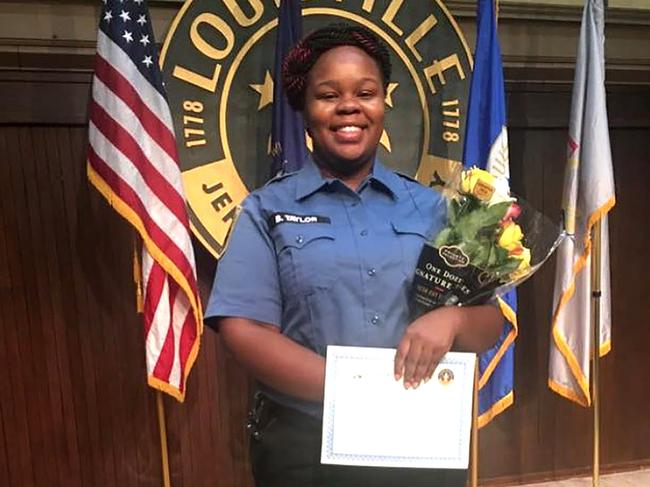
[268, 213, 331, 228]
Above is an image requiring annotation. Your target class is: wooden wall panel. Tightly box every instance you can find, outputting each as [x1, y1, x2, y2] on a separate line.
[0, 119, 254, 487]
[1, 127, 40, 487]
[602, 127, 650, 465]
[3, 127, 171, 486]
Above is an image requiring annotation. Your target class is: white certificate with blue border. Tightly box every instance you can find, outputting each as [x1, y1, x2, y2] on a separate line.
[321, 346, 476, 469]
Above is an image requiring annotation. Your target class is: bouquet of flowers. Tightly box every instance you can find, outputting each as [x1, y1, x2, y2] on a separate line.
[411, 166, 564, 317]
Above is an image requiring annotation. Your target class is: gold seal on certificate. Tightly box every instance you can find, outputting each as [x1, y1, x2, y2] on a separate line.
[321, 346, 476, 469]
[438, 368, 455, 385]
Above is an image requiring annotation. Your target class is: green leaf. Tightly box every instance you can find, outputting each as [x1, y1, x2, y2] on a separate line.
[492, 245, 510, 267]
[448, 200, 461, 226]
[459, 240, 481, 262]
[486, 242, 500, 268]
[472, 243, 490, 268]
[433, 227, 453, 247]
[456, 207, 491, 241]
[498, 258, 523, 277]
[483, 201, 512, 226]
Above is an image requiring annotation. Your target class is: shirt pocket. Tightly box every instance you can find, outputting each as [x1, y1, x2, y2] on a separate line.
[273, 224, 337, 295]
[391, 219, 431, 278]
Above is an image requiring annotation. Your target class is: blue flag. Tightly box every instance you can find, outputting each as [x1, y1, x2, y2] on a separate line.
[463, 0, 518, 427]
[270, 0, 308, 177]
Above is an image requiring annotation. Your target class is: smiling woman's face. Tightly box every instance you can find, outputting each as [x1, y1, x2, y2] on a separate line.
[303, 45, 385, 178]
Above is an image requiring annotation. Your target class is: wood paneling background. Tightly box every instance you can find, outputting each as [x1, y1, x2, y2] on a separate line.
[0, 119, 253, 486]
[1, 33, 650, 487]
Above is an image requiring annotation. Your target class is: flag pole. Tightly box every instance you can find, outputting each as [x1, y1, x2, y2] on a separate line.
[470, 361, 479, 487]
[591, 220, 602, 487]
[156, 391, 172, 487]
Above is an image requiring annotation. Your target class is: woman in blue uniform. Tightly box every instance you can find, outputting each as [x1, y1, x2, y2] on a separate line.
[205, 24, 504, 487]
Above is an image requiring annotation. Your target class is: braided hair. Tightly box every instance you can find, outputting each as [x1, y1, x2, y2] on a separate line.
[282, 23, 392, 111]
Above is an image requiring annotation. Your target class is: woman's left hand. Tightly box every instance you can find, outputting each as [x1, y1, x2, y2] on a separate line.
[393, 307, 463, 389]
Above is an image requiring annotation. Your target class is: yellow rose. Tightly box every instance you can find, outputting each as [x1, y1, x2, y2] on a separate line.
[515, 247, 531, 268]
[498, 222, 523, 251]
[510, 247, 532, 280]
[460, 168, 495, 201]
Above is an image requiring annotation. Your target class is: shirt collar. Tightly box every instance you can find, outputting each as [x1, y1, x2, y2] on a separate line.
[295, 157, 400, 201]
[368, 159, 401, 199]
[294, 157, 329, 201]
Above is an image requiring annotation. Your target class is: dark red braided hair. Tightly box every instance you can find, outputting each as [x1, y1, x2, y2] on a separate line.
[282, 23, 392, 111]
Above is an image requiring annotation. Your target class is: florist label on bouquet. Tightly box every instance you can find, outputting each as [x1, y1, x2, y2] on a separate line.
[413, 242, 499, 314]
[439, 246, 470, 267]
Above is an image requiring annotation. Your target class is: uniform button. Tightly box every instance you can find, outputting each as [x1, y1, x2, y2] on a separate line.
[295, 235, 304, 244]
[371, 314, 380, 325]
[367, 268, 376, 276]
[360, 229, 368, 236]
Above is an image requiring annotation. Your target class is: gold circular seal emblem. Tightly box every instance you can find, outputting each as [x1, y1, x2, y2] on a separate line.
[438, 368, 454, 385]
[160, 0, 472, 258]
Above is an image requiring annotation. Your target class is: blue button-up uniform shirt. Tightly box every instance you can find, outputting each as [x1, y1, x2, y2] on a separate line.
[205, 159, 447, 416]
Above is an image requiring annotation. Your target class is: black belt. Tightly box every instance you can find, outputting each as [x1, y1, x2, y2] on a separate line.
[246, 392, 318, 440]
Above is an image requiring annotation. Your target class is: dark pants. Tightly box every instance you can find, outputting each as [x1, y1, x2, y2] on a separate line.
[249, 396, 468, 487]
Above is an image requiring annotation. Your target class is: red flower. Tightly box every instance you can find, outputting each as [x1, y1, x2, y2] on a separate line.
[509, 246, 524, 257]
[501, 203, 522, 225]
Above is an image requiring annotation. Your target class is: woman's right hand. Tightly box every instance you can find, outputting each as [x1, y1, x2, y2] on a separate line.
[394, 303, 504, 388]
[393, 307, 460, 389]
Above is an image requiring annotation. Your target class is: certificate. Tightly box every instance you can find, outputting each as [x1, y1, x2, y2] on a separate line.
[321, 346, 476, 469]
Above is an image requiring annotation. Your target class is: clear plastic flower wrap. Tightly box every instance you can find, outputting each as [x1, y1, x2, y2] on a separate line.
[411, 166, 565, 318]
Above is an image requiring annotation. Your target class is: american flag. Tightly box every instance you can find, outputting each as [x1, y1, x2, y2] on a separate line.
[87, 0, 203, 402]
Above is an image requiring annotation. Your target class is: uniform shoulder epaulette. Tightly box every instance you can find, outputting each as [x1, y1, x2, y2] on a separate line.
[264, 170, 299, 186]
[394, 171, 420, 184]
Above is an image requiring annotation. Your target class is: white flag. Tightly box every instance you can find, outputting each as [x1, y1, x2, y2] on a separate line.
[549, 0, 615, 406]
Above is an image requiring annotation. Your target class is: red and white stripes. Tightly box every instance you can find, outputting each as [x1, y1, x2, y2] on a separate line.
[88, 28, 202, 401]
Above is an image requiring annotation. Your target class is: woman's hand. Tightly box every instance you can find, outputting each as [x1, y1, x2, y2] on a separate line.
[393, 304, 504, 389]
[393, 307, 461, 389]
